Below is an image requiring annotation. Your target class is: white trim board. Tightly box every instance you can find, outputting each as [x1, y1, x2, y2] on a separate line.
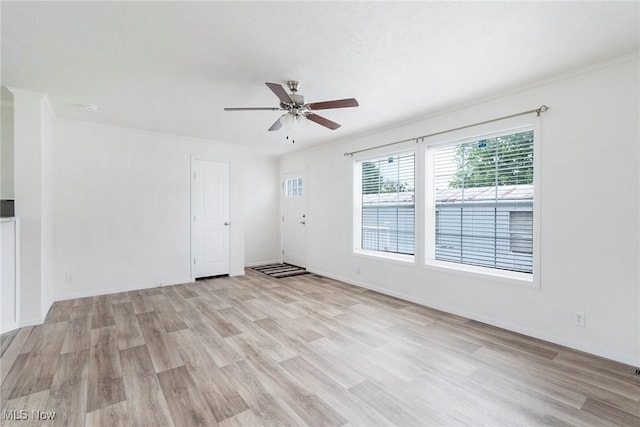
[307, 267, 640, 368]
[18, 317, 44, 329]
[55, 269, 248, 303]
[1, 322, 20, 335]
[55, 277, 192, 302]
[245, 260, 283, 268]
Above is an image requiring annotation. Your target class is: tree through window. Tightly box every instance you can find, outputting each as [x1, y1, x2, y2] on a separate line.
[430, 129, 534, 274]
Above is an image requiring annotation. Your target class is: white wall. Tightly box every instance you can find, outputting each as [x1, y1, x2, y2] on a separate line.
[40, 99, 55, 317]
[243, 154, 281, 266]
[1, 88, 14, 199]
[11, 88, 55, 325]
[53, 120, 279, 300]
[280, 57, 640, 365]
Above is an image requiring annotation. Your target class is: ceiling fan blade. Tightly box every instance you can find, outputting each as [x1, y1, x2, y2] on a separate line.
[268, 115, 284, 131]
[224, 107, 282, 111]
[265, 82, 293, 104]
[306, 113, 341, 130]
[308, 98, 359, 110]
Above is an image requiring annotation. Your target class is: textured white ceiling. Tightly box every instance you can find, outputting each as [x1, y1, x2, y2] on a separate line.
[2, 1, 638, 155]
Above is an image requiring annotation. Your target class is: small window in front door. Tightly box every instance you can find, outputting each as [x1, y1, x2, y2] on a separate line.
[286, 177, 303, 198]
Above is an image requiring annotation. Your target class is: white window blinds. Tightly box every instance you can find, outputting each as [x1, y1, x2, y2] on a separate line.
[360, 153, 415, 255]
[431, 130, 534, 273]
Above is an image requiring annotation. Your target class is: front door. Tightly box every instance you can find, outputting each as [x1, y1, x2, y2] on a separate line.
[282, 170, 307, 268]
[192, 159, 230, 278]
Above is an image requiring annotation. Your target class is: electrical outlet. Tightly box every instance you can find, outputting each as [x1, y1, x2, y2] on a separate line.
[573, 311, 585, 327]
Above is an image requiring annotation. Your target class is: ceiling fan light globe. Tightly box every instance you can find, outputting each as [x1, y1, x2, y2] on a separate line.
[280, 112, 295, 129]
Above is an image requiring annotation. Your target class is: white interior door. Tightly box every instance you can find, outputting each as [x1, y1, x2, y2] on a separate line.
[192, 159, 230, 278]
[282, 170, 307, 267]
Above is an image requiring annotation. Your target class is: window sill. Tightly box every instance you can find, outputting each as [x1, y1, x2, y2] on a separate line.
[424, 259, 538, 288]
[353, 249, 416, 266]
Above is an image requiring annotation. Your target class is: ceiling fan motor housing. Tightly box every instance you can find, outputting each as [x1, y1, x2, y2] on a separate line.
[281, 93, 307, 117]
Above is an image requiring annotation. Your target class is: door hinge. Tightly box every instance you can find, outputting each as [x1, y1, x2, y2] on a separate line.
[282, 249, 284, 255]
[193, 172, 196, 179]
[282, 215, 284, 222]
[193, 258, 196, 264]
[282, 182, 284, 188]
[193, 216, 196, 222]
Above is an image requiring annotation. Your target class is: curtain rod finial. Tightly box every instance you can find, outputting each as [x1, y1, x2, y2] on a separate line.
[537, 105, 549, 116]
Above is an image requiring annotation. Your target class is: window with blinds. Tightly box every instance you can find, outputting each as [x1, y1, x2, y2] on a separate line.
[429, 129, 534, 274]
[359, 152, 415, 256]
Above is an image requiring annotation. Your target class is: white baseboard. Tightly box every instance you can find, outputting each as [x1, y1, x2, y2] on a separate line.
[55, 278, 192, 302]
[6, 277, 193, 333]
[2, 317, 44, 334]
[307, 267, 640, 367]
[245, 259, 281, 267]
[18, 317, 43, 329]
[41, 298, 54, 323]
[1, 322, 20, 335]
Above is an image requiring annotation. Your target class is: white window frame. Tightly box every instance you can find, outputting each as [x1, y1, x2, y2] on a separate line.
[424, 118, 541, 288]
[285, 177, 303, 198]
[353, 149, 416, 264]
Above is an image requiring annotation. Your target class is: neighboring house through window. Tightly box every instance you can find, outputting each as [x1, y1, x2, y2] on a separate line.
[426, 128, 536, 276]
[352, 124, 538, 284]
[354, 152, 415, 259]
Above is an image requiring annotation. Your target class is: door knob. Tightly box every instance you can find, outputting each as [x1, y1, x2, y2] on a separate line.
[224, 222, 229, 226]
[300, 221, 306, 225]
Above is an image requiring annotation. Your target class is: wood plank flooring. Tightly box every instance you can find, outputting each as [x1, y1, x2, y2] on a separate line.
[1, 270, 639, 426]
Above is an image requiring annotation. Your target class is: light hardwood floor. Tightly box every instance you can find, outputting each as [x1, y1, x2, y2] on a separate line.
[1, 270, 639, 426]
